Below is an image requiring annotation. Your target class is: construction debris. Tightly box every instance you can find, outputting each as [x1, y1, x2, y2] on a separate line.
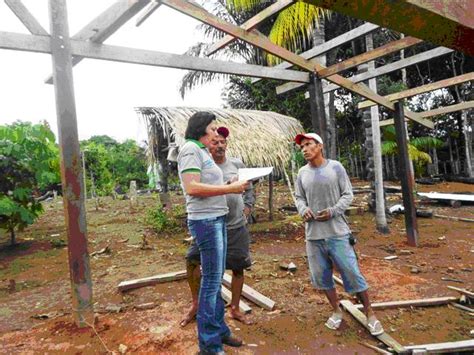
[222, 273, 275, 310]
[118, 270, 187, 292]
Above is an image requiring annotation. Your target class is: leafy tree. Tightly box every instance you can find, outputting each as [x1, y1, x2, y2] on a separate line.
[81, 136, 148, 196]
[0, 122, 60, 245]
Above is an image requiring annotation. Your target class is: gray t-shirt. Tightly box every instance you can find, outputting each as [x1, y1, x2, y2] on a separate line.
[218, 157, 255, 230]
[295, 159, 353, 240]
[177, 140, 228, 220]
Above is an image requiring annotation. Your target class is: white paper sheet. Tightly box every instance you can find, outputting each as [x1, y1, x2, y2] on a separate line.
[238, 167, 273, 181]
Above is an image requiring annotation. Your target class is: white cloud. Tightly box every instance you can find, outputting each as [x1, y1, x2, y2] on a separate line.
[0, 0, 225, 142]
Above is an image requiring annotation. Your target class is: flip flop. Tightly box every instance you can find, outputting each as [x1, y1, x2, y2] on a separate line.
[325, 315, 342, 330]
[367, 318, 384, 336]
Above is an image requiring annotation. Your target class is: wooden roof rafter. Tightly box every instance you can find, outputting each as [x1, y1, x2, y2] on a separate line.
[159, 0, 433, 128]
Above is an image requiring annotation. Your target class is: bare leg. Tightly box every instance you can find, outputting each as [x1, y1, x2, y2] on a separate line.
[323, 288, 340, 313]
[356, 290, 375, 318]
[180, 260, 200, 327]
[229, 269, 253, 325]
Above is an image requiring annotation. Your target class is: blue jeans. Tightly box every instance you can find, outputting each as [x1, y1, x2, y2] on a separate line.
[188, 215, 230, 353]
[306, 235, 369, 294]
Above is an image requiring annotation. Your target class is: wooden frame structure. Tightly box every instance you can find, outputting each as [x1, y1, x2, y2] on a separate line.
[1, 0, 473, 327]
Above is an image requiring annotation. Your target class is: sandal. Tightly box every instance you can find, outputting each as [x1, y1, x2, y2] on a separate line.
[367, 317, 384, 336]
[325, 314, 342, 330]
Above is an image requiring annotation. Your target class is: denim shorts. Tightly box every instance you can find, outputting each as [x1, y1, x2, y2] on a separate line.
[306, 234, 368, 294]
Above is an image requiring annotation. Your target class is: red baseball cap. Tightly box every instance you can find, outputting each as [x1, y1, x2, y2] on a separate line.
[217, 126, 229, 138]
[294, 133, 323, 145]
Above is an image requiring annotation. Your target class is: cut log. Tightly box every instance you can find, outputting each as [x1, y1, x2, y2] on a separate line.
[359, 342, 392, 355]
[434, 214, 474, 223]
[450, 302, 474, 314]
[448, 285, 474, 299]
[222, 273, 275, 310]
[354, 297, 459, 310]
[405, 339, 474, 353]
[221, 285, 252, 314]
[340, 300, 406, 354]
[118, 270, 187, 292]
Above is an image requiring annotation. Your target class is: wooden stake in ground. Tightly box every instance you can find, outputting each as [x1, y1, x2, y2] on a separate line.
[129, 180, 137, 208]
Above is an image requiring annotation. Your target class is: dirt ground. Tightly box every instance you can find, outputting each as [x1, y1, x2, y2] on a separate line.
[0, 180, 473, 354]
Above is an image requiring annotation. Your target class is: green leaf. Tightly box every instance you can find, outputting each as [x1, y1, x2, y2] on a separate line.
[0, 197, 17, 216]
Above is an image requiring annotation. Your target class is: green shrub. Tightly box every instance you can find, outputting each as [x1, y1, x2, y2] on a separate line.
[145, 203, 185, 233]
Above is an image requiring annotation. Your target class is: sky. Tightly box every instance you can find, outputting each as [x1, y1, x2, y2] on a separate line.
[0, 0, 226, 143]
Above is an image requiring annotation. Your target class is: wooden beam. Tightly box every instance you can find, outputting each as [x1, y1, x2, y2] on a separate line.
[252, 22, 379, 83]
[0, 31, 309, 82]
[5, 0, 48, 36]
[222, 273, 275, 310]
[221, 285, 252, 314]
[277, 47, 453, 95]
[354, 297, 459, 310]
[419, 100, 474, 118]
[206, 0, 295, 56]
[340, 300, 406, 353]
[301, 0, 474, 57]
[136, 0, 162, 27]
[359, 72, 474, 109]
[118, 270, 187, 292]
[380, 100, 474, 127]
[448, 285, 474, 299]
[160, 0, 432, 128]
[405, 340, 474, 353]
[45, 0, 149, 84]
[394, 100, 418, 247]
[318, 36, 422, 78]
[49, 0, 93, 328]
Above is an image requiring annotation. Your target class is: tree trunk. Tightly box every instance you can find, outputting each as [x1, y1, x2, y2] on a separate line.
[431, 148, 439, 175]
[365, 33, 388, 233]
[391, 155, 397, 179]
[463, 110, 473, 177]
[10, 228, 16, 246]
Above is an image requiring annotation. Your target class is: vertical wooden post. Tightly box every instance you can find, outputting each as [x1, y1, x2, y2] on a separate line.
[308, 73, 328, 156]
[268, 173, 273, 221]
[49, 0, 93, 326]
[81, 150, 87, 200]
[394, 101, 418, 247]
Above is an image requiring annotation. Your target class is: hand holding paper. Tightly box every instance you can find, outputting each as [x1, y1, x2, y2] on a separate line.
[238, 167, 273, 181]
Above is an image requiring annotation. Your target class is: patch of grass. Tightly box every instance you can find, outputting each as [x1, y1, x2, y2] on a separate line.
[0, 249, 61, 279]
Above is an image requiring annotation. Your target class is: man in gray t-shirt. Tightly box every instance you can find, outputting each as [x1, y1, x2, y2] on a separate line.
[295, 132, 384, 336]
[181, 127, 254, 327]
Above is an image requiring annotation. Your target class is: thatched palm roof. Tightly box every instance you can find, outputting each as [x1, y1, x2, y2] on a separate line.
[135, 107, 303, 173]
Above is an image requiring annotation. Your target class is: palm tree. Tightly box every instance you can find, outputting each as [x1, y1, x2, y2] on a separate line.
[381, 126, 444, 178]
[179, 0, 328, 97]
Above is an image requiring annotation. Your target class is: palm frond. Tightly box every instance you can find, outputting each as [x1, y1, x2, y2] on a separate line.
[225, 0, 264, 12]
[381, 141, 397, 155]
[267, 3, 329, 65]
[410, 137, 444, 151]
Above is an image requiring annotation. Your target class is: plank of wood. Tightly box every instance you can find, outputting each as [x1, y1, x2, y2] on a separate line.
[333, 275, 343, 286]
[354, 297, 459, 310]
[252, 22, 379, 83]
[277, 47, 453, 95]
[118, 270, 187, 292]
[418, 192, 474, 202]
[380, 100, 474, 126]
[222, 273, 275, 310]
[0, 31, 309, 83]
[405, 339, 474, 353]
[136, 0, 162, 27]
[358, 72, 474, 109]
[447, 285, 474, 298]
[318, 36, 422, 78]
[433, 214, 474, 223]
[359, 342, 392, 355]
[340, 300, 406, 353]
[207, 0, 295, 56]
[450, 302, 474, 315]
[44, 0, 149, 84]
[221, 285, 252, 314]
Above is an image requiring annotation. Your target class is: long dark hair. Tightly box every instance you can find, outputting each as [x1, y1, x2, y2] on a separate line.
[184, 111, 216, 140]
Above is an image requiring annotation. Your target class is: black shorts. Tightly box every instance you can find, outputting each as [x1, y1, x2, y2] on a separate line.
[186, 224, 252, 270]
